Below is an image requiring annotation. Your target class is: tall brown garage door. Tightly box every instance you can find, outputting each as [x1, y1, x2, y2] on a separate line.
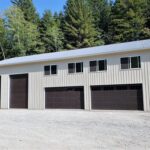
[91, 84, 143, 110]
[10, 74, 28, 108]
[45, 87, 84, 109]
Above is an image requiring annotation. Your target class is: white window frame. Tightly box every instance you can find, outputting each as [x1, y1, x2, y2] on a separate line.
[89, 59, 107, 73]
[51, 65, 58, 75]
[44, 64, 58, 76]
[68, 62, 84, 74]
[120, 56, 141, 70]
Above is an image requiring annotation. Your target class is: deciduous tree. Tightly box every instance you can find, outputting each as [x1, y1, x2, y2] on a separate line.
[5, 6, 42, 57]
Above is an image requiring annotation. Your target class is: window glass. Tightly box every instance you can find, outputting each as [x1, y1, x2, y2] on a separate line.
[68, 63, 75, 73]
[51, 65, 57, 75]
[104, 60, 107, 70]
[76, 62, 83, 73]
[131, 56, 141, 68]
[44, 66, 50, 75]
[138, 56, 141, 68]
[90, 61, 97, 72]
[99, 60, 107, 71]
[121, 57, 130, 69]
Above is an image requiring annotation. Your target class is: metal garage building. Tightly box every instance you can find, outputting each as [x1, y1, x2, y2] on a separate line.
[0, 39, 150, 111]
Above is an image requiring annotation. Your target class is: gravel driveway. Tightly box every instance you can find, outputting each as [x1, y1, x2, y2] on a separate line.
[0, 110, 150, 150]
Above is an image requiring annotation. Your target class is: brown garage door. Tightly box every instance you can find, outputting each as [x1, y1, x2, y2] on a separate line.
[10, 74, 28, 108]
[45, 87, 84, 109]
[91, 84, 143, 110]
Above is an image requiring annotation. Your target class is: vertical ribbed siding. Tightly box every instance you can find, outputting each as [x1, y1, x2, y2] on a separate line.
[84, 60, 91, 110]
[141, 54, 150, 111]
[0, 50, 150, 111]
[28, 72, 44, 109]
[1, 75, 9, 109]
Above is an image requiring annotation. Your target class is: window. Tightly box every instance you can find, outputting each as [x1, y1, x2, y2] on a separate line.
[121, 56, 141, 69]
[131, 56, 141, 68]
[68, 62, 83, 74]
[44, 66, 50, 75]
[121, 57, 130, 69]
[51, 65, 57, 75]
[68, 63, 75, 73]
[90, 60, 107, 72]
[90, 61, 97, 72]
[76, 62, 83, 73]
[99, 60, 107, 71]
[44, 65, 57, 75]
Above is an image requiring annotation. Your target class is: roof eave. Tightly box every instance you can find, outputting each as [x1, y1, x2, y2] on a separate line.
[0, 46, 149, 67]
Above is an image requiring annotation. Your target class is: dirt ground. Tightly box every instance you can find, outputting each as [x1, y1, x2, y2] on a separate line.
[0, 110, 149, 150]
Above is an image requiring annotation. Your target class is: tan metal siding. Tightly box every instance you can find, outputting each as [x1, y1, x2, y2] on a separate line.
[28, 72, 45, 109]
[1, 75, 9, 109]
[141, 54, 150, 111]
[0, 50, 150, 111]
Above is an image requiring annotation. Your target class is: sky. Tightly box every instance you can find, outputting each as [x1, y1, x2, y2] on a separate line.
[0, 0, 67, 16]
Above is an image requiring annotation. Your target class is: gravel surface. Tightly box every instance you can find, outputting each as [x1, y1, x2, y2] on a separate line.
[0, 110, 149, 150]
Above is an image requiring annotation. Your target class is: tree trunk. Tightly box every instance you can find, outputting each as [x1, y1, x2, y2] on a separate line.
[0, 43, 6, 60]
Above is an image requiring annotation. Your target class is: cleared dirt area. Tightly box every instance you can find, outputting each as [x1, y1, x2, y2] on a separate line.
[0, 110, 149, 150]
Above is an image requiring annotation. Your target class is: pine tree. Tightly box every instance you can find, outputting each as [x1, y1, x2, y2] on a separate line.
[64, 0, 104, 49]
[11, 0, 40, 24]
[58, 11, 65, 27]
[141, 0, 150, 39]
[0, 18, 6, 59]
[87, 0, 112, 44]
[2, 0, 149, 59]
[5, 6, 43, 57]
[56, 11, 65, 41]
[109, 0, 149, 43]
[146, 0, 150, 28]
[46, 21, 64, 52]
[39, 10, 64, 52]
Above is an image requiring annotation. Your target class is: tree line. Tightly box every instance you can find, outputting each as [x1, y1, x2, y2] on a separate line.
[0, 0, 149, 60]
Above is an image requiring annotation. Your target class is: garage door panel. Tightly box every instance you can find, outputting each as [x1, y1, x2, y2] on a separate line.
[45, 87, 84, 109]
[10, 74, 28, 109]
[91, 84, 143, 110]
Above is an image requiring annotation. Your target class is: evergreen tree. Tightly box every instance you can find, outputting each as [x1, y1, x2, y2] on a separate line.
[109, 0, 149, 43]
[146, 0, 150, 28]
[64, 0, 104, 49]
[142, 0, 150, 39]
[58, 11, 65, 27]
[39, 10, 64, 52]
[53, 11, 64, 27]
[11, 0, 40, 24]
[1, 0, 149, 60]
[46, 21, 64, 52]
[56, 11, 65, 41]
[5, 6, 42, 57]
[0, 18, 6, 59]
[87, 0, 112, 44]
